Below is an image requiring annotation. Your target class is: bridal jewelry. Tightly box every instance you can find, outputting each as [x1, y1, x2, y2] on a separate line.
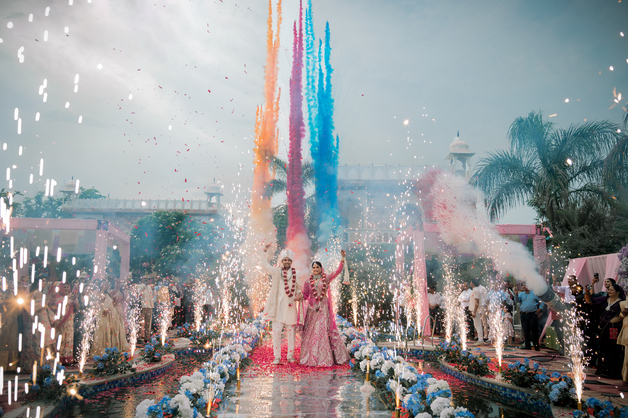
[309, 273, 328, 308]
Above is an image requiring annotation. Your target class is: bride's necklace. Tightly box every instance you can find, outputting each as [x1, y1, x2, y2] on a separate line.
[309, 273, 328, 312]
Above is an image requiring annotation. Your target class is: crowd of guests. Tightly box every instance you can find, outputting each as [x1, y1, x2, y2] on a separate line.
[0, 263, 216, 375]
[427, 274, 628, 382]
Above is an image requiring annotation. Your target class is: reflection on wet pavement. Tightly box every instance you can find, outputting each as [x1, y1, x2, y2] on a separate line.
[216, 370, 390, 417]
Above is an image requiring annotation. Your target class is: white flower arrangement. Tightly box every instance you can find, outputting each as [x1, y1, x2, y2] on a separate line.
[135, 318, 264, 418]
[427, 380, 450, 394]
[430, 397, 452, 416]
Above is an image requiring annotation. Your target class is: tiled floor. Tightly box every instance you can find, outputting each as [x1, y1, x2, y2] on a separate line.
[215, 338, 390, 417]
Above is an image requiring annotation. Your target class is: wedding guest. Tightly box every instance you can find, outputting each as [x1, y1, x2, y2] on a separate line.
[427, 286, 443, 334]
[516, 283, 542, 351]
[458, 282, 475, 340]
[139, 276, 155, 341]
[585, 283, 624, 379]
[469, 278, 488, 345]
[50, 281, 79, 364]
[617, 299, 628, 382]
[20, 280, 56, 372]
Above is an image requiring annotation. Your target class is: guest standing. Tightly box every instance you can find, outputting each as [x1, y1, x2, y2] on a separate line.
[299, 250, 350, 367]
[585, 283, 624, 379]
[617, 299, 628, 382]
[427, 286, 443, 334]
[458, 282, 475, 340]
[469, 278, 488, 345]
[516, 283, 542, 351]
[139, 276, 155, 342]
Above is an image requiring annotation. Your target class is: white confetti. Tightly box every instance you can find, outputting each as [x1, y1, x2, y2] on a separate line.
[97, 63, 103, 70]
[64, 26, 69, 34]
[28, 14, 34, 23]
[45, 7, 50, 16]
[78, 116, 82, 124]
[65, 102, 70, 109]
[44, 30, 48, 42]
[14, 108, 19, 121]
[35, 112, 40, 121]
[7, 22, 13, 29]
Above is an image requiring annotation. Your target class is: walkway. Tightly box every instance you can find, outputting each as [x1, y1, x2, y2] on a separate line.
[215, 337, 389, 417]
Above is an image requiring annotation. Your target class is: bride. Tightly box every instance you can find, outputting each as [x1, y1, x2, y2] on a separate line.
[299, 250, 350, 367]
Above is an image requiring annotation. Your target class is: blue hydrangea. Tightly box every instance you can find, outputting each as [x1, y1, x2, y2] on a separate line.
[102, 354, 109, 361]
[375, 370, 385, 379]
[97, 363, 104, 369]
[42, 364, 51, 372]
[533, 362, 539, 369]
[43, 377, 53, 387]
[94, 355, 102, 362]
[455, 411, 475, 418]
[551, 372, 561, 379]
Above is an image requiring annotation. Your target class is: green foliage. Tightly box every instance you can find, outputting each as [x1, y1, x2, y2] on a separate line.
[78, 187, 106, 199]
[474, 110, 628, 259]
[130, 211, 231, 279]
[26, 364, 81, 403]
[436, 335, 491, 376]
[14, 191, 72, 218]
[92, 347, 135, 377]
[337, 245, 396, 327]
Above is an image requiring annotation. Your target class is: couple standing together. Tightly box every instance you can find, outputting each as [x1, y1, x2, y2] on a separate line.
[261, 244, 350, 367]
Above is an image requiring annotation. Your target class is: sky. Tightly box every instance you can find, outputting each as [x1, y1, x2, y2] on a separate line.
[0, 0, 627, 224]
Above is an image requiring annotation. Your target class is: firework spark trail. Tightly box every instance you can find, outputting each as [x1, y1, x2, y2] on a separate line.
[488, 291, 505, 366]
[443, 268, 457, 343]
[126, 285, 141, 357]
[193, 284, 206, 332]
[78, 297, 100, 374]
[158, 301, 174, 346]
[286, 3, 311, 274]
[563, 308, 585, 404]
[242, 0, 282, 314]
[455, 303, 468, 351]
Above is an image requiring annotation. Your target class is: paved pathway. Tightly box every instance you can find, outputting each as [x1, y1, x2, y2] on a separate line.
[215, 338, 390, 417]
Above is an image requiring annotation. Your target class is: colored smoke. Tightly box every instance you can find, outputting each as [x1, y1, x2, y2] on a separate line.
[310, 22, 341, 247]
[415, 171, 549, 295]
[243, 0, 283, 313]
[286, 3, 311, 274]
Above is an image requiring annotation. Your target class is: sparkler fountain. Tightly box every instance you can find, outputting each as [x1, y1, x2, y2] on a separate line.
[563, 308, 586, 409]
[158, 300, 174, 347]
[126, 285, 141, 358]
[487, 290, 505, 368]
[442, 268, 458, 343]
[78, 300, 99, 378]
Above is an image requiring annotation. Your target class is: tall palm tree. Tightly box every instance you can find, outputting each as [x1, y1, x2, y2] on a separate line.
[603, 110, 628, 200]
[472, 111, 619, 229]
[264, 156, 318, 249]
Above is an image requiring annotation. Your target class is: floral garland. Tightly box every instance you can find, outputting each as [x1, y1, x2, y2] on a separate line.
[283, 267, 297, 298]
[336, 316, 474, 418]
[309, 273, 328, 303]
[135, 319, 263, 418]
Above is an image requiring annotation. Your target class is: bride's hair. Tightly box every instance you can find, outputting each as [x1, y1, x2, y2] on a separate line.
[311, 261, 322, 269]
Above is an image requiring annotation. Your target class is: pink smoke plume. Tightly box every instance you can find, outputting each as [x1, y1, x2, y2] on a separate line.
[286, 2, 311, 273]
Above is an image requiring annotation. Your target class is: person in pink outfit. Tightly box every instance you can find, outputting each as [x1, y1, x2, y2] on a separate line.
[299, 250, 350, 367]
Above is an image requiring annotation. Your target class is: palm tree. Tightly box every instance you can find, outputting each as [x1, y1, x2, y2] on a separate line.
[472, 111, 619, 229]
[264, 156, 318, 250]
[603, 110, 628, 200]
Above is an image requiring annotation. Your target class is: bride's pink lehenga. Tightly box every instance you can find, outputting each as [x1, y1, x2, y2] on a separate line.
[299, 261, 350, 367]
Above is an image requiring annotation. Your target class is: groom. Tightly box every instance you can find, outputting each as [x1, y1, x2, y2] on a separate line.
[261, 243, 303, 365]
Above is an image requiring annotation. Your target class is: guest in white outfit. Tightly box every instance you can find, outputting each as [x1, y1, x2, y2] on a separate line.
[470, 278, 488, 345]
[139, 276, 155, 341]
[261, 243, 303, 365]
